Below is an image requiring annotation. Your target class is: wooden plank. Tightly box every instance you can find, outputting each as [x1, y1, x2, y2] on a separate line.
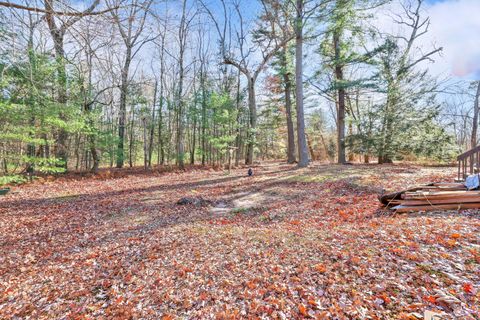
[392, 203, 480, 213]
[404, 189, 480, 196]
[400, 197, 480, 206]
[380, 183, 468, 206]
[413, 187, 466, 191]
[430, 183, 465, 187]
[379, 187, 428, 205]
[404, 189, 478, 195]
[402, 191, 480, 199]
[403, 193, 480, 200]
[421, 185, 465, 189]
[404, 190, 480, 195]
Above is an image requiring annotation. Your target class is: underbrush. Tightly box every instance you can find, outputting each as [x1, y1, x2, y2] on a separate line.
[0, 174, 29, 186]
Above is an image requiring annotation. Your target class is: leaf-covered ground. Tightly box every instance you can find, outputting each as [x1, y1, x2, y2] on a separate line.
[0, 163, 479, 319]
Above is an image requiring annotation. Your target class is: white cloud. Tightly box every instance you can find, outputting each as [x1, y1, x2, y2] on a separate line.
[371, 0, 480, 80]
[426, 0, 480, 79]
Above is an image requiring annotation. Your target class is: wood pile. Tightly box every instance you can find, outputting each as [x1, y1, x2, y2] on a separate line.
[379, 182, 480, 213]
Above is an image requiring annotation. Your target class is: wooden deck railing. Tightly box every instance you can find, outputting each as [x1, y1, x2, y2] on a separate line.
[457, 145, 480, 181]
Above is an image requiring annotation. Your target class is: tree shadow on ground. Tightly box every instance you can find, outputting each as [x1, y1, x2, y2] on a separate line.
[0, 164, 305, 211]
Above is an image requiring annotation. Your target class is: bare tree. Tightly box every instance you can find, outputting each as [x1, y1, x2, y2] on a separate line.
[72, 15, 115, 172]
[202, 0, 292, 165]
[147, 80, 157, 168]
[264, 0, 297, 163]
[154, 18, 168, 166]
[0, 0, 114, 15]
[43, 0, 101, 168]
[173, 0, 197, 170]
[196, 22, 210, 166]
[109, 0, 153, 168]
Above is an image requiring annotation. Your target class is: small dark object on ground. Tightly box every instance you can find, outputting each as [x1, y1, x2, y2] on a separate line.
[248, 168, 253, 176]
[0, 188, 11, 196]
[177, 197, 212, 206]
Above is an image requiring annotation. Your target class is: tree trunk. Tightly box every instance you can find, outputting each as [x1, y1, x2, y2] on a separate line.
[157, 85, 165, 166]
[318, 132, 329, 161]
[471, 81, 480, 149]
[246, 76, 257, 165]
[191, 116, 196, 165]
[199, 66, 207, 167]
[2, 157, 7, 174]
[334, 31, 346, 164]
[90, 136, 99, 173]
[143, 117, 148, 170]
[201, 85, 207, 166]
[26, 31, 36, 176]
[117, 47, 131, 168]
[74, 134, 80, 170]
[306, 133, 315, 161]
[129, 106, 135, 168]
[176, 0, 187, 170]
[46, 20, 68, 169]
[177, 73, 185, 170]
[234, 70, 242, 167]
[378, 83, 395, 164]
[281, 45, 296, 164]
[54, 45, 69, 170]
[295, 0, 309, 168]
[148, 81, 158, 168]
[348, 123, 354, 162]
[44, 0, 100, 170]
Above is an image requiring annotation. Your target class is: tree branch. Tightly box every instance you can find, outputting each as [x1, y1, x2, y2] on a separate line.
[0, 0, 116, 16]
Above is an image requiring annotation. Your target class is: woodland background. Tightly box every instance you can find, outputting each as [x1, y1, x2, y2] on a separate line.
[0, 0, 479, 182]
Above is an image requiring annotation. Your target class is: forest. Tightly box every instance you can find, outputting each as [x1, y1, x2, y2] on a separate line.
[0, 0, 477, 177]
[0, 0, 479, 319]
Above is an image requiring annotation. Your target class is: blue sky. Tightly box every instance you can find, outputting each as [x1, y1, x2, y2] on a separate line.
[425, 0, 480, 80]
[373, 0, 480, 80]
[77, 0, 479, 80]
[227, 0, 480, 81]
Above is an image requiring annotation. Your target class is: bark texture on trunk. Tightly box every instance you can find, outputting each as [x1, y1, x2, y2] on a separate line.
[295, 0, 309, 168]
[201, 84, 207, 166]
[471, 81, 480, 149]
[117, 48, 131, 168]
[234, 71, 242, 167]
[45, 2, 69, 169]
[334, 31, 346, 164]
[190, 116, 196, 165]
[246, 76, 257, 165]
[148, 81, 158, 168]
[281, 46, 296, 164]
[44, 0, 100, 171]
[176, 0, 187, 170]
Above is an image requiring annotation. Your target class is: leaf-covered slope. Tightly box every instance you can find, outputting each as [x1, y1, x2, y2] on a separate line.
[0, 163, 478, 319]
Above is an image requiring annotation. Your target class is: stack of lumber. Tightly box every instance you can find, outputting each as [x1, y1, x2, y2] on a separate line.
[379, 182, 480, 213]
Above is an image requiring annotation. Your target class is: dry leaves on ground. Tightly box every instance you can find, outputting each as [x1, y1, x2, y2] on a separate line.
[0, 162, 478, 319]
